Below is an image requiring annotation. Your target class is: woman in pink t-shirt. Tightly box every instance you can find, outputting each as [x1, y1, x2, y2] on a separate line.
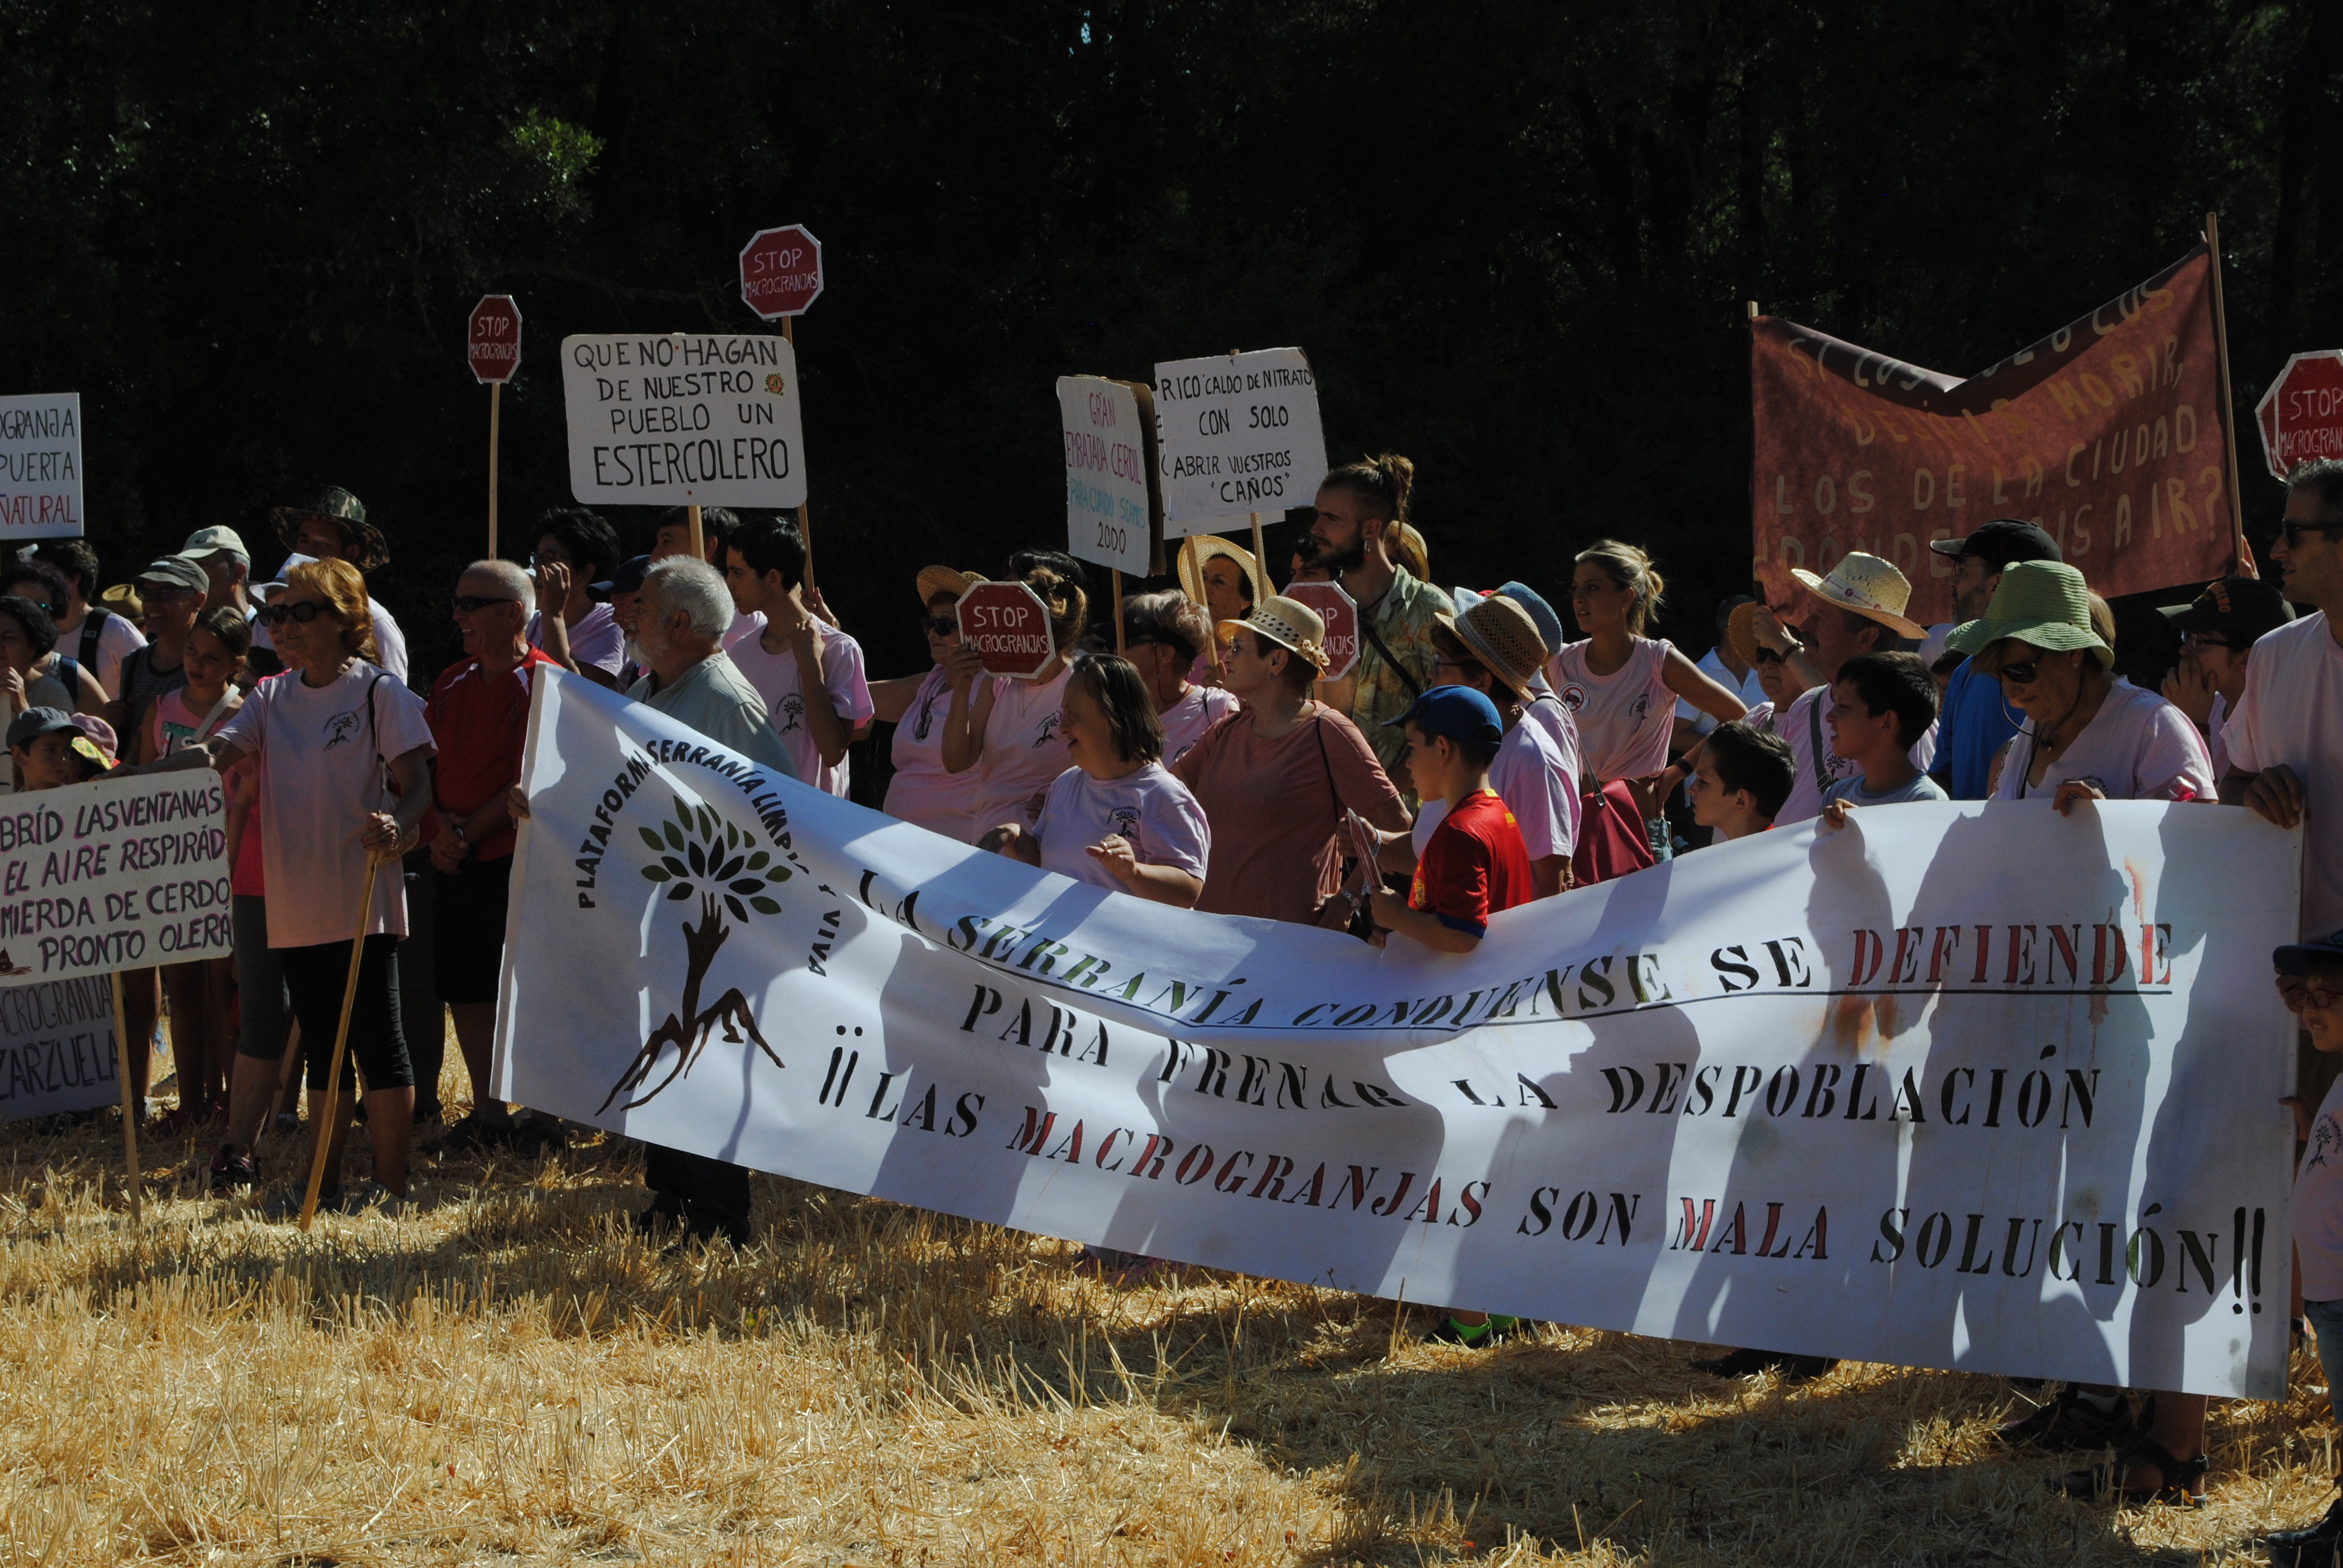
[944, 553, 1088, 837]
[868, 566, 983, 841]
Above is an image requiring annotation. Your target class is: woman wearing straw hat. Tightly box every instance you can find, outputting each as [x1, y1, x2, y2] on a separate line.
[1172, 596, 1410, 927]
[1947, 561, 2214, 810]
[1176, 535, 1263, 687]
[868, 566, 987, 841]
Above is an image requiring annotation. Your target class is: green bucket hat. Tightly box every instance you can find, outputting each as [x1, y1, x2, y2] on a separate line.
[271, 485, 388, 573]
[1944, 560, 2112, 668]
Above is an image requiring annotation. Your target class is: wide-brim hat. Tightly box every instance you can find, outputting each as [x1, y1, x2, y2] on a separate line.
[1177, 535, 1264, 615]
[1790, 550, 1925, 639]
[98, 583, 143, 619]
[1434, 595, 1547, 704]
[1944, 560, 2113, 668]
[271, 485, 388, 573]
[916, 566, 985, 607]
[1217, 595, 1329, 672]
[1723, 599, 1764, 670]
[1392, 521, 1429, 581]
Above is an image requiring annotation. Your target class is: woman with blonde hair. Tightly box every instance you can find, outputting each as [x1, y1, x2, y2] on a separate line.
[134, 556, 436, 1213]
[943, 550, 1090, 835]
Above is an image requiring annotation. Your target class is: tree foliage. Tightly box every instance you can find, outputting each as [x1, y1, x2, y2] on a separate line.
[3, 0, 2339, 680]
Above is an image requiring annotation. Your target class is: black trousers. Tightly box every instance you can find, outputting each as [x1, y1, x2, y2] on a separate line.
[643, 1143, 752, 1233]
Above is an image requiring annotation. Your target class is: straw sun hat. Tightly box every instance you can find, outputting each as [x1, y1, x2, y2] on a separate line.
[1790, 551, 1925, 640]
[1176, 535, 1263, 613]
[915, 566, 984, 606]
[1944, 560, 2114, 670]
[1722, 599, 1764, 670]
[1219, 596, 1330, 671]
[1430, 595, 1549, 704]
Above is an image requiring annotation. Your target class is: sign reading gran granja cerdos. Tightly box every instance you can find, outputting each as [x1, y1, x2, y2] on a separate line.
[497, 671, 2301, 1399]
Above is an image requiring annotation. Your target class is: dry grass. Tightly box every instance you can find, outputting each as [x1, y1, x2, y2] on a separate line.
[0, 1045, 2335, 1564]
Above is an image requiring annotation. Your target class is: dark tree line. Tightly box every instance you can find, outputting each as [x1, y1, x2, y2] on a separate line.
[4, 0, 2340, 688]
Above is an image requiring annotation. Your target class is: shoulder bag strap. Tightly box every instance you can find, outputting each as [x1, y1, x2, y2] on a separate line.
[1805, 691, 1832, 794]
[77, 606, 108, 670]
[1355, 609, 1423, 701]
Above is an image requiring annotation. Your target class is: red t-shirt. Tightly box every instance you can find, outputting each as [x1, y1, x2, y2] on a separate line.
[1411, 788, 1535, 938]
[425, 649, 559, 861]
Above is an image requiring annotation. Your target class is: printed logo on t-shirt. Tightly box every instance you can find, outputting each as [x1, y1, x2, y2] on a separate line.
[1558, 684, 1587, 712]
[1108, 804, 1142, 843]
[776, 692, 805, 735]
[1628, 693, 1650, 726]
[913, 688, 940, 740]
[2311, 1112, 2343, 1174]
[1032, 711, 1061, 748]
[324, 706, 365, 750]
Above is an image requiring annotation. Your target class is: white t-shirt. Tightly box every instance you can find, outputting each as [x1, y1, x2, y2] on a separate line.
[216, 661, 436, 947]
[527, 603, 625, 680]
[1993, 678, 2215, 806]
[1033, 762, 1211, 892]
[1159, 683, 1240, 766]
[2206, 690, 2232, 780]
[57, 607, 146, 699]
[2217, 612, 2343, 935]
[1412, 703, 1580, 863]
[1673, 647, 1766, 739]
[971, 667, 1075, 835]
[2296, 1073, 2343, 1302]
[1548, 636, 1675, 783]
[1773, 685, 1942, 824]
[727, 619, 874, 798]
[884, 665, 972, 841]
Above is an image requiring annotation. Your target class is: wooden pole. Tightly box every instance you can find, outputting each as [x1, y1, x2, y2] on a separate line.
[1748, 300, 1759, 320]
[783, 317, 816, 593]
[488, 381, 503, 560]
[687, 504, 704, 566]
[298, 853, 385, 1232]
[254, 1019, 302, 1158]
[1249, 512, 1268, 590]
[110, 970, 141, 1226]
[1112, 570, 1125, 655]
[2203, 212, 2255, 577]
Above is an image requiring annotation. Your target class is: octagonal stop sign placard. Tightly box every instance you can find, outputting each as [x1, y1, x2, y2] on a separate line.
[468, 295, 522, 384]
[958, 581, 1057, 679]
[1282, 581, 1360, 681]
[2256, 350, 2343, 480]
[739, 226, 824, 320]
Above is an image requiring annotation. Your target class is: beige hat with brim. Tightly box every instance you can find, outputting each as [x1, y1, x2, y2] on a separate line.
[1433, 595, 1546, 704]
[1217, 595, 1329, 671]
[1790, 550, 1925, 639]
[1178, 535, 1263, 614]
[1723, 600, 1763, 670]
[916, 566, 983, 607]
[1392, 521, 1429, 581]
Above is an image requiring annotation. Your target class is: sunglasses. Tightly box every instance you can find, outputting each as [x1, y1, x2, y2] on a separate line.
[2286, 987, 2341, 1013]
[257, 601, 330, 628]
[1993, 659, 2041, 685]
[453, 595, 519, 613]
[2282, 520, 2343, 547]
[1749, 645, 1787, 666]
[921, 615, 958, 637]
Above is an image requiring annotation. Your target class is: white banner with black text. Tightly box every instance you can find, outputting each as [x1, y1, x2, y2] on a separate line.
[497, 671, 2302, 1397]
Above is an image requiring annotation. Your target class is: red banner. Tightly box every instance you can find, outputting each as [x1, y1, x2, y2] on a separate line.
[1751, 247, 2240, 626]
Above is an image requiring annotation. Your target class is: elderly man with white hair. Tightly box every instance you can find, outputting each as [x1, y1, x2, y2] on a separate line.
[511, 556, 795, 1244]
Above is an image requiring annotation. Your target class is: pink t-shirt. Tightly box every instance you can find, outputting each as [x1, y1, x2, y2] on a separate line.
[2222, 613, 2343, 935]
[1547, 636, 1675, 783]
[2300, 1073, 2343, 1301]
[883, 665, 973, 841]
[1159, 683, 1240, 767]
[1993, 679, 2215, 805]
[727, 619, 874, 798]
[970, 666, 1075, 835]
[1032, 762, 1211, 892]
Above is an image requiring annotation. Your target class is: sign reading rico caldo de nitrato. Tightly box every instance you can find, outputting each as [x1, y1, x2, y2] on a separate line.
[0, 770, 231, 984]
[562, 333, 808, 509]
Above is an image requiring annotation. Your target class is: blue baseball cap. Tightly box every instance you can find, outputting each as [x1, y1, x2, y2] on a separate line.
[2276, 930, 2343, 975]
[1496, 582, 1564, 655]
[1385, 684, 1504, 748]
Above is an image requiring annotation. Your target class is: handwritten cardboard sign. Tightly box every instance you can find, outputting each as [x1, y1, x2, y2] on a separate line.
[0, 393, 83, 539]
[1153, 348, 1327, 539]
[0, 770, 231, 986]
[0, 976, 122, 1123]
[561, 333, 807, 508]
[1057, 376, 1159, 577]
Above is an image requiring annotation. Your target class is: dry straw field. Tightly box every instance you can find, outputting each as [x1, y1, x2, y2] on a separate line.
[1, 1054, 2337, 1566]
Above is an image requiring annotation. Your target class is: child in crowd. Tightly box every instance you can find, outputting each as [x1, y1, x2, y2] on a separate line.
[7, 707, 85, 791]
[1686, 720, 1795, 843]
[1821, 652, 1948, 825]
[980, 653, 1210, 909]
[2263, 933, 2343, 1564]
[1368, 684, 1535, 1347]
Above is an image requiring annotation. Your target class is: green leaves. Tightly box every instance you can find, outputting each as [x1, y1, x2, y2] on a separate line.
[638, 796, 788, 916]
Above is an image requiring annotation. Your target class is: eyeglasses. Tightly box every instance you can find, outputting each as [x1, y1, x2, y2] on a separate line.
[921, 616, 958, 637]
[2286, 987, 2341, 1013]
[1749, 645, 1786, 666]
[140, 586, 198, 604]
[453, 595, 519, 613]
[2180, 630, 2235, 652]
[528, 550, 572, 569]
[258, 601, 329, 628]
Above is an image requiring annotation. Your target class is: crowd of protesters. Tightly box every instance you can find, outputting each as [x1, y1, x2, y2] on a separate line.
[15, 451, 2343, 1554]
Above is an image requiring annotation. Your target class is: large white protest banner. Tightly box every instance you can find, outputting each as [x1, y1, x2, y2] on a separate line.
[0, 770, 231, 982]
[0, 393, 84, 539]
[0, 976, 123, 1123]
[1057, 376, 1155, 577]
[499, 671, 2301, 1397]
[1152, 348, 1326, 538]
[561, 334, 807, 509]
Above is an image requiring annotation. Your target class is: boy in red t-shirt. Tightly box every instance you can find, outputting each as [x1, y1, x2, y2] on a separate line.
[1370, 686, 1534, 1347]
[1371, 686, 1535, 953]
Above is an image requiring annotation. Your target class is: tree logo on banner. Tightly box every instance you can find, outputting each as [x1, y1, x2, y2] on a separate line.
[599, 794, 790, 1112]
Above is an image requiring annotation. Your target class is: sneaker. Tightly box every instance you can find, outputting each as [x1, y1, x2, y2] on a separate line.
[1427, 1315, 1498, 1347]
[208, 1145, 255, 1194]
[337, 1181, 412, 1218]
[2263, 1494, 2343, 1566]
[1691, 1347, 1837, 1382]
[629, 1198, 686, 1236]
[151, 1103, 198, 1137]
[431, 1114, 512, 1155]
[261, 1186, 340, 1223]
[504, 1117, 567, 1158]
[1995, 1386, 2136, 1450]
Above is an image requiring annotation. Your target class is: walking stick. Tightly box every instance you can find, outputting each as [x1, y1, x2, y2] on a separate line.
[109, 970, 142, 1226]
[298, 852, 385, 1232]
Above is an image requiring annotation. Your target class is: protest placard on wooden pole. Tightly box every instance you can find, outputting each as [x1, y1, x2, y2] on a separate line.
[1250, 514, 1267, 585]
[782, 318, 816, 591]
[1152, 348, 1326, 544]
[740, 227, 825, 590]
[299, 852, 384, 1233]
[688, 505, 704, 564]
[2204, 212, 2254, 576]
[488, 383, 503, 559]
[1057, 374, 1164, 657]
[109, 973, 140, 1224]
[468, 296, 522, 558]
